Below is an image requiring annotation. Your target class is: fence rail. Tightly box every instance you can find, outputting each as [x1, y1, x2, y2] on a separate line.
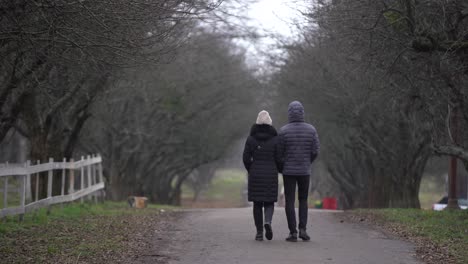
[0, 154, 105, 219]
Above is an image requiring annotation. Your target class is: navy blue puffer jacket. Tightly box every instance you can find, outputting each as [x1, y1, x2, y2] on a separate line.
[278, 101, 320, 176]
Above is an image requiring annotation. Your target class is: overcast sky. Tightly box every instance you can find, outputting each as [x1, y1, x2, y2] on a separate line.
[236, 0, 309, 71]
[247, 0, 307, 37]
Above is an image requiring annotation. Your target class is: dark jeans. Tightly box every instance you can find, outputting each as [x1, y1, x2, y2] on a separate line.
[253, 202, 274, 232]
[283, 175, 310, 234]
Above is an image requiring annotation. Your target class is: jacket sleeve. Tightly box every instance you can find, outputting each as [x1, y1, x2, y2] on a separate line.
[310, 129, 320, 162]
[242, 137, 253, 171]
[275, 134, 285, 173]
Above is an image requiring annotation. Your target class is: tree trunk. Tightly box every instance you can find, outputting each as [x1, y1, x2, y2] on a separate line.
[29, 135, 49, 200]
[192, 189, 201, 202]
[107, 163, 129, 201]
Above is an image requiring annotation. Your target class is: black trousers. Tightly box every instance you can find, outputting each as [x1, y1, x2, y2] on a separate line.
[253, 202, 274, 232]
[283, 175, 310, 234]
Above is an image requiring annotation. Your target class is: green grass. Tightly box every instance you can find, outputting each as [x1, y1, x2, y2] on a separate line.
[182, 169, 247, 207]
[0, 201, 177, 263]
[418, 174, 445, 209]
[181, 183, 195, 199]
[358, 209, 468, 263]
[206, 169, 245, 201]
[0, 201, 175, 234]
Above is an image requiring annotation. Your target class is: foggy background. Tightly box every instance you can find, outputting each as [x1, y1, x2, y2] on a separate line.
[1, 0, 467, 209]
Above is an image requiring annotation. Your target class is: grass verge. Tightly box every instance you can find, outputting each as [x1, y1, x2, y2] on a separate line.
[0, 201, 177, 263]
[205, 170, 245, 202]
[349, 209, 467, 264]
[182, 169, 246, 208]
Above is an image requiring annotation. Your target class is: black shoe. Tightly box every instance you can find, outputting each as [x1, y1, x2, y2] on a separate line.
[299, 229, 310, 241]
[285, 233, 298, 242]
[255, 231, 263, 241]
[264, 224, 273, 240]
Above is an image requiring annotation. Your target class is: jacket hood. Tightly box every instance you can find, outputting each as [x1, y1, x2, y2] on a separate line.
[250, 124, 277, 141]
[288, 101, 305, 123]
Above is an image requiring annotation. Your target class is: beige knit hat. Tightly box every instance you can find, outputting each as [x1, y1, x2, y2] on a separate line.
[256, 110, 272, 125]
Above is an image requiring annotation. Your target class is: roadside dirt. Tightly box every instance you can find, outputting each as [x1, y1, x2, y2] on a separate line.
[0, 209, 184, 264]
[343, 211, 456, 264]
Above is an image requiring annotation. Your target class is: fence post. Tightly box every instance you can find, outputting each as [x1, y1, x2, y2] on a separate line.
[87, 155, 91, 201]
[61, 158, 66, 209]
[19, 161, 30, 222]
[32, 160, 40, 219]
[46, 158, 53, 215]
[80, 156, 84, 204]
[25, 161, 31, 203]
[98, 157, 104, 183]
[3, 164, 8, 222]
[69, 158, 75, 198]
[35, 160, 40, 202]
[98, 156, 105, 202]
[61, 158, 66, 196]
[3, 177, 8, 209]
[92, 155, 98, 204]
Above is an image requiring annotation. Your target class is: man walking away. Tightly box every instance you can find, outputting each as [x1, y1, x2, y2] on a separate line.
[279, 101, 320, 242]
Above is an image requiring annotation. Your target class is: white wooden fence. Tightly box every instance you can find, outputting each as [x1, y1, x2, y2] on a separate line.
[0, 154, 105, 219]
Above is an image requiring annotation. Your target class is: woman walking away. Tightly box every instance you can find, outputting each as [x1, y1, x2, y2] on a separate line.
[243, 110, 282, 241]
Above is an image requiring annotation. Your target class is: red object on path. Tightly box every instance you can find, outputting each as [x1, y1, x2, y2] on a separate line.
[322, 197, 337, 210]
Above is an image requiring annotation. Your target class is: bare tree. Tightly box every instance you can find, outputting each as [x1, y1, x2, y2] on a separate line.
[0, 0, 224, 198]
[79, 29, 259, 204]
[270, 0, 468, 208]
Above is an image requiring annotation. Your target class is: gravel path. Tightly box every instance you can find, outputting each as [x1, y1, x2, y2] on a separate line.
[139, 207, 423, 264]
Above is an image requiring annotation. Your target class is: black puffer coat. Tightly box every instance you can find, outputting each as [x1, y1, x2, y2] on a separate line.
[278, 101, 320, 176]
[243, 124, 281, 202]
